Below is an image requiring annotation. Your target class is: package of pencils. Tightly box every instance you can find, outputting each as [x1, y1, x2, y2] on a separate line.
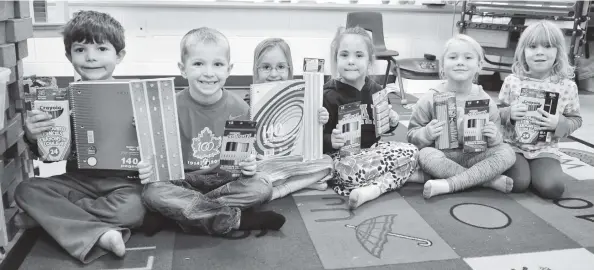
[433, 92, 459, 149]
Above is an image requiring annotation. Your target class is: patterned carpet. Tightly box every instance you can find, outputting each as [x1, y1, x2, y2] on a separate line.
[11, 93, 594, 270]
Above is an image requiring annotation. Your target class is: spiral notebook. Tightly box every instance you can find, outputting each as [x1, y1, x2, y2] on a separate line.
[249, 80, 306, 160]
[69, 79, 184, 182]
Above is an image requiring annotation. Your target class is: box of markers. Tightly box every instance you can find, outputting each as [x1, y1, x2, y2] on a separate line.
[463, 99, 489, 153]
[220, 120, 257, 175]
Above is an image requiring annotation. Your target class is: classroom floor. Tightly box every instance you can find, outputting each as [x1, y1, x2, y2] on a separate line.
[17, 88, 594, 270]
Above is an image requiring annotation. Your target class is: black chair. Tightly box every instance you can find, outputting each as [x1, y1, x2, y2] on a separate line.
[346, 11, 408, 104]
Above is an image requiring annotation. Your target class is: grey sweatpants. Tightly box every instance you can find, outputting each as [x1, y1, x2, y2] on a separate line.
[14, 172, 145, 264]
[418, 144, 516, 191]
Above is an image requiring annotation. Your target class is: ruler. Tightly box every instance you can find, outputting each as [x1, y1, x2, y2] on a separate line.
[129, 78, 184, 183]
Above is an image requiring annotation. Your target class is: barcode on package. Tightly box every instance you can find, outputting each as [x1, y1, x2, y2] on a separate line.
[87, 130, 95, 144]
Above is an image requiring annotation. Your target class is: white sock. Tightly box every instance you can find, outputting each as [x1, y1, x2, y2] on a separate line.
[98, 230, 126, 257]
[348, 185, 381, 209]
[423, 179, 451, 199]
[483, 175, 513, 193]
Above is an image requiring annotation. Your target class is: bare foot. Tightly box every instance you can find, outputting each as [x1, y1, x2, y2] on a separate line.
[483, 175, 513, 193]
[423, 179, 451, 199]
[98, 230, 126, 257]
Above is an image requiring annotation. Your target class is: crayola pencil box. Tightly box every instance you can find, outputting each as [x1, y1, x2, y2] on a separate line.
[516, 88, 559, 144]
[33, 87, 71, 161]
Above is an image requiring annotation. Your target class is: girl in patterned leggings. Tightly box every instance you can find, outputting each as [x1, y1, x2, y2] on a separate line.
[407, 34, 516, 199]
[320, 26, 420, 209]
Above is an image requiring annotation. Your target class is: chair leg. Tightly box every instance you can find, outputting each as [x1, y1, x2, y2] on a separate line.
[393, 62, 408, 105]
[383, 60, 392, 89]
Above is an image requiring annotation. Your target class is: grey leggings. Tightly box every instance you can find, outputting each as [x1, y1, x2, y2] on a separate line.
[504, 153, 566, 199]
[418, 144, 516, 192]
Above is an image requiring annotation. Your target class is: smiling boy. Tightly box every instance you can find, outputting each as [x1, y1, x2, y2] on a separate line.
[15, 10, 145, 264]
[138, 27, 285, 235]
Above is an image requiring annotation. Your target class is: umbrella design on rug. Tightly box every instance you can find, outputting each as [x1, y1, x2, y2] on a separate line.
[344, 214, 432, 258]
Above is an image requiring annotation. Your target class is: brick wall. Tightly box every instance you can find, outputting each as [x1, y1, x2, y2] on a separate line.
[0, 0, 34, 260]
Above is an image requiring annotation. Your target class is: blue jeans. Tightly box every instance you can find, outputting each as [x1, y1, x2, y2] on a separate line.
[142, 169, 272, 235]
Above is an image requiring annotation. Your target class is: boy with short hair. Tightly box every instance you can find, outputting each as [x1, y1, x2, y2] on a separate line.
[138, 27, 285, 235]
[16, 10, 145, 263]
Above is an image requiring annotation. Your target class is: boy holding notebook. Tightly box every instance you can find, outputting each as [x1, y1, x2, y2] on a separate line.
[138, 27, 285, 235]
[15, 11, 145, 263]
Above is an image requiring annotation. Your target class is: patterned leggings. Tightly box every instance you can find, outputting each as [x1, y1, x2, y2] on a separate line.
[329, 141, 419, 196]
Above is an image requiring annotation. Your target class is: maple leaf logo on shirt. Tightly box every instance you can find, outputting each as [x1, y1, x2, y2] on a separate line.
[191, 127, 222, 159]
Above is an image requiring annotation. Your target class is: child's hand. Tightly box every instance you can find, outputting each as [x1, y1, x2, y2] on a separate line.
[318, 107, 329, 125]
[534, 108, 559, 131]
[240, 154, 257, 176]
[24, 110, 55, 142]
[482, 121, 498, 139]
[331, 128, 346, 149]
[137, 157, 154, 184]
[388, 105, 399, 127]
[510, 103, 528, 121]
[426, 120, 445, 140]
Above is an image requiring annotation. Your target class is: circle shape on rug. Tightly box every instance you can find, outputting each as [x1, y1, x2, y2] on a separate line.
[553, 197, 593, 209]
[450, 203, 511, 229]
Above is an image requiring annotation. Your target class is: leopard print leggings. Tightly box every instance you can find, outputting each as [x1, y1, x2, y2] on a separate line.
[329, 141, 419, 196]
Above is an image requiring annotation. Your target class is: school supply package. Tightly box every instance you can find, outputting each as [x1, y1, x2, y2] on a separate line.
[515, 88, 559, 144]
[463, 99, 489, 153]
[32, 87, 71, 161]
[433, 92, 459, 149]
[128, 78, 185, 183]
[69, 78, 184, 182]
[338, 101, 362, 157]
[372, 89, 391, 135]
[249, 80, 306, 159]
[220, 120, 257, 175]
[302, 58, 325, 161]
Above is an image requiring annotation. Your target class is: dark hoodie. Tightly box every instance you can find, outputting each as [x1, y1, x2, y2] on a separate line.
[322, 77, 397, 154]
